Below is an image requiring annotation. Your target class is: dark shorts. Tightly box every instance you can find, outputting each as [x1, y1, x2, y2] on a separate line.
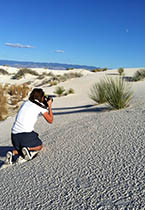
[11, 131, 42, 151]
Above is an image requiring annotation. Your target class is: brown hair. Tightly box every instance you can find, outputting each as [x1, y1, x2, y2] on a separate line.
[29, 88, 44, 103]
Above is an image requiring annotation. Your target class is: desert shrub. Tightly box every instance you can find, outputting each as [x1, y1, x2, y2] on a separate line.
[8, 84, 30, 99]
[66, 68, 74, 70]
[0, 84, 3, 93]
[102, 67, 108, 71]
[68, 88, 75, 94]
[47, 72, 55, 77]
[22, 84, 30, 96]
[3, 83, 9, 91]
[92, 68, 107, 72]
[0, 68, 9, 75]
[92, 69, 101, 72]
[68, 72, 83, 78]
[64, 88, 75, 96]
[11, 68, 39, 79]
[50, 75, 60, 82]
[0, 83, 30, 120]
[60, 72, 83, 81]
[37, 72, 55, 80]
[89, 77, 133, 109]
[0, 93, 8, 120]
[35, 79, 49, 87]
[54, 86, 65, 97]
[63, 91, 68, 96]
[89, 79, 107, 104]
[8, 85, 17, 95]
[37, 74, 45, 80]
[49, 80, 58, 86]
[10, 97, 19, 105]
[118, 67, 124, 76]
[105, 77, 133, 109]
[132, 69, 145, 81]
[16, 85, 22, 95]
[59, 75, 68, 82]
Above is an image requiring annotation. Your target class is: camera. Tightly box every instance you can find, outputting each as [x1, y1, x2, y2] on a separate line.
[43, 95, 55, 107]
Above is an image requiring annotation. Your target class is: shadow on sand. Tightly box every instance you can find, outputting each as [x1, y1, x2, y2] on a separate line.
[105, 74, 133, 82]
[52, 104, 110, 115]
[0, 146, 14, 168]
[0, 146, 14, 157]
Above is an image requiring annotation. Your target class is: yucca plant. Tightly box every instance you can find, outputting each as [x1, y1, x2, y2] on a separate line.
[118, 67, 124, 76]
[89, 79, 107, 104]
[105, 77, 133, 109]
[89, 77, 133, 109]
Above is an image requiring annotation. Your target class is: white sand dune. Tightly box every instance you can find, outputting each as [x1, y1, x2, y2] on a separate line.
[0, 67, 145, 209]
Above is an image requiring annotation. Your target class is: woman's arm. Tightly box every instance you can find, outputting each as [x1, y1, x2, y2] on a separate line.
[43, 99, 53, 123]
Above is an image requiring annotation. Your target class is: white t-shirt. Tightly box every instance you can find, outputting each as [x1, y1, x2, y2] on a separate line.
[12, 100, 47, 134]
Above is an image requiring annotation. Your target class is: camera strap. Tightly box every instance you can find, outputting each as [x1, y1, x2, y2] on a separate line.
[29, 99, 48, 110]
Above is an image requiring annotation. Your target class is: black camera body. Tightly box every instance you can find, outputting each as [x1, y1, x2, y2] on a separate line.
[43, 95, 55, 107]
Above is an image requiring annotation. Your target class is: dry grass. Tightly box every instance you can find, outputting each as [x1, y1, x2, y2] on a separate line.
[49, 80, 58, 86]
[0, 83, 31, 120]
[11, 68, 39, 80]
[0, 90, 8, 120]
[35, 72, 83, 87]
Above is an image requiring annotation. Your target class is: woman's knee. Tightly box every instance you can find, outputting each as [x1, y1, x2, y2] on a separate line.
[29, 144, 43, 151]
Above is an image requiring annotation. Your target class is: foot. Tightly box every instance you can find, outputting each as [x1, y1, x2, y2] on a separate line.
[5, 151, 13, 165]
[22, 147, 32, 161]
[30, 151, 39, 159]
[16, 155, 27, 164]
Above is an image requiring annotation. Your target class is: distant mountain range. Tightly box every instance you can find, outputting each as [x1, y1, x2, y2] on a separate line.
[0, 60, 97, 70]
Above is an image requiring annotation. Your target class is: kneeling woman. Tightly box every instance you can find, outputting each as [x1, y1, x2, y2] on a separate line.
[5, 88, 53, 164]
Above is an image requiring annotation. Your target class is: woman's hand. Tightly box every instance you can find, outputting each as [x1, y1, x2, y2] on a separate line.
[47, 97, 53, 107]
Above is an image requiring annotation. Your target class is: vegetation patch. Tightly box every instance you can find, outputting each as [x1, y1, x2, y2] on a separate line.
[0, 68, 9, 75]
[118, 67, 124, 76]
[89, 77, 133, 109]
[89, 80, 107, 104]
[54, 86, 65, 97]
[91, 68, 108, 72]
[132, 69, 145, 81]
[0, 83, 31, 120]
[12, 68, 39, 79]
[36, 72, 83, 87]
[54, 86, 75, 97]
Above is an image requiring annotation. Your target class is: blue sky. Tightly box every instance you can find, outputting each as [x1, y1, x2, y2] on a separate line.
[0, 0, 145, 68]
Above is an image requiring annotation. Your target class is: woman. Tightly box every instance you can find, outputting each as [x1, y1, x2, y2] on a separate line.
[5, 88, 53, 164]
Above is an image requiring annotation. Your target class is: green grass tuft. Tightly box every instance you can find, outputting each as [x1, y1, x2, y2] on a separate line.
[89, 79, 107, 104]
[89, 77, 133, 109]
[54, 86, 65, 97]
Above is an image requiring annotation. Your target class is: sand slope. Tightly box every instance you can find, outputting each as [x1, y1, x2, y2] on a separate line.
[0, 68, 145, 209]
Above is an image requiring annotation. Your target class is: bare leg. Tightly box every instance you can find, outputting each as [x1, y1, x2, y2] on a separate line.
[11, 145, 42, 157]
[12, 150, 19, 155]
[28, 145, 43, 151]
[21, 145, 43, 160]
